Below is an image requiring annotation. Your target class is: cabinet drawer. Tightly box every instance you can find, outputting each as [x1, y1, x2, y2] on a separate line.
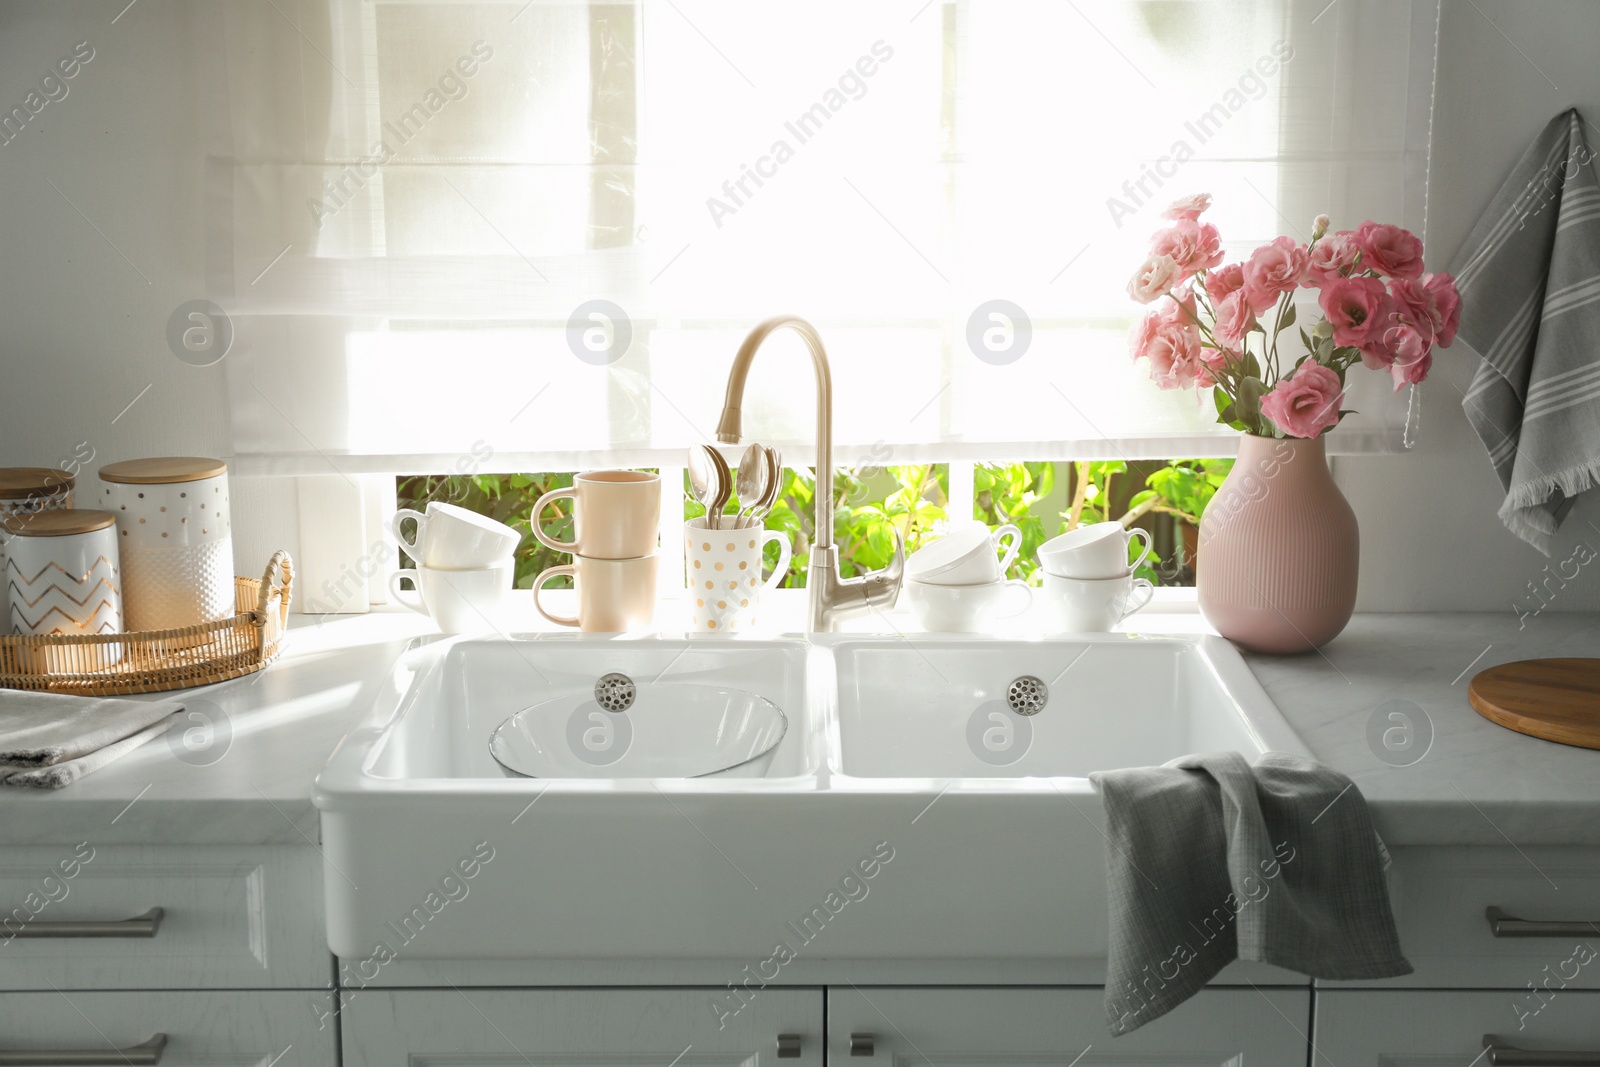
[1316, 990, 1600, 1064]
[342, 989, 824, 1067]
[828, 987, 1310, 1059]
[1322, 846, 1600, 989]
[0, 991, 337, 1067]
[0, 845, 329, 990]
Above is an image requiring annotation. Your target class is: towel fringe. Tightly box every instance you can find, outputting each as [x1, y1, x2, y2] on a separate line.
[1499, 457, 1600, 555]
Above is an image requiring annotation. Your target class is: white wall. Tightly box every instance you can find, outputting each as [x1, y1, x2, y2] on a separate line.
[0, 1, 298, 581]
[1336, 0, 1600, 614]
[1, 0, 1596, 614]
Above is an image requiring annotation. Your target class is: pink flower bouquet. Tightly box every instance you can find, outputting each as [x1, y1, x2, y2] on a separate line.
[1127, 195, 1461, 439]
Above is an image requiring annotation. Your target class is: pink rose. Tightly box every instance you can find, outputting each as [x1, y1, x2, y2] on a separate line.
[1306, 231, 1361, 286]
[1260, 362, 1345, 439]
[1150, 220, 1224, 280]
[1354, 221, 1425, 280]
[1425, 272, 1461, 346]
[1162, 193, 1212, 221]
[1130, 305, 1211, 391]
[1206, 262, 1247, 303]
[1388, 278, 1441, 344]
[1242, 236, 1310, 314]
[1213, 290, 1257, 348]
[1318, 276, 1392, 348]
[1128, 254, 1183, 304]
[1388, 329, 1433, 390]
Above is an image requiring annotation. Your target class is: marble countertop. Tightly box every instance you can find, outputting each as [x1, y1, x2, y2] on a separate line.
[1, 599, 1596, 849]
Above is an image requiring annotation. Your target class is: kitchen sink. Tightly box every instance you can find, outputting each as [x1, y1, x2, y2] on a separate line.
[830, 633, 1305, 779]
[315, 628, 1309, 967]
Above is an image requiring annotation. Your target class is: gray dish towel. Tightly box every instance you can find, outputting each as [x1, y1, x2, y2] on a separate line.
[1089, 752, 1410, 1036]
[1456, 108, 1600, 554]
[0, 690, 183, 789]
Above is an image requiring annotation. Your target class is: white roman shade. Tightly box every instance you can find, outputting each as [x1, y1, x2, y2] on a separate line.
[204, 0, 1441, 475]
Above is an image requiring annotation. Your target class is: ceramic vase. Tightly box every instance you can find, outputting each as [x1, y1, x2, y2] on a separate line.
[1197, 434, 1358, 654]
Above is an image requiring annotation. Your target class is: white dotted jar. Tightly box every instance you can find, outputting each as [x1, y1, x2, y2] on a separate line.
[98, 458, 235, 632]
[0, 468, 75, 631]
[683, 517, 791, 634]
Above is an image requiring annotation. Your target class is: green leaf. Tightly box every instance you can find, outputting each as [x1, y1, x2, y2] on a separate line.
[1279, 302, 1298, 331]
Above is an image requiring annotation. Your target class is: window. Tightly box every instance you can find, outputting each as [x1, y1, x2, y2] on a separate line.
[208, 0, 1438, 477]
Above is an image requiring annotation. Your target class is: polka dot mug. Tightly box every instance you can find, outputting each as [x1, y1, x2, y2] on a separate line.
[684, 517, 792, 634]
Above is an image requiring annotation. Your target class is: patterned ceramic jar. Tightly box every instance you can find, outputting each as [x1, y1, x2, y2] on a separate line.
[2, 509, 121, 638]
[0, 468, 75, 628]
[98, 458, 234, 631]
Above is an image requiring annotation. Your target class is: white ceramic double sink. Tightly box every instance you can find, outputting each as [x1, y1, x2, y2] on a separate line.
[315, 632, 1307, 962]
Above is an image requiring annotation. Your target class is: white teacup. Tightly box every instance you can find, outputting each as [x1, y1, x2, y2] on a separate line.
[390, 560, 515, 634]
[1041, 571, 1153, 632]
[1037, 521, 1152, 579]
[905, 521, 1022, 586]
[904, 577, 1032, 633]
[389, 502, 521, 570]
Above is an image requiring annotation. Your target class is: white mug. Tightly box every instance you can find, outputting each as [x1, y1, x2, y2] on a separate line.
[904, 578, 1032, 633]
[1037, 521, 1152, 579]
[1041, 571, 1154, 632]
[389, 502, 521, 570]
[906, 521, 1022, 586]
[684, 517, 792, 633]
[389, 561, 515, 634]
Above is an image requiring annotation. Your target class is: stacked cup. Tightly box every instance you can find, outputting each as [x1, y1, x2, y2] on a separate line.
[1036, 521, 1154, 632]
[903, 522, 1032, 632]
[530, 471, 660, 632]
[388, 502, 521, 633]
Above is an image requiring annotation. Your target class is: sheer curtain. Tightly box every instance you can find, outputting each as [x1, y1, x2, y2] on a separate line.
[205, 0, 1440, 476]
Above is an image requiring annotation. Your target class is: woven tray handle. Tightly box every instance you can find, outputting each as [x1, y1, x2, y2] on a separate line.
[253, 550, 294, 627]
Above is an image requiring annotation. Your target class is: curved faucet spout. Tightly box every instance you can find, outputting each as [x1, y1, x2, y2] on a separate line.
[715, 316, 901, 632]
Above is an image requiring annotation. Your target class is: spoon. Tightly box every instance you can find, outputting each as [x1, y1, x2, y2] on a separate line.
[688, 445, 721, 527]
[735, 444, 770, 528]
[752, 446, 782, 521]
[707, 445, 734, 529]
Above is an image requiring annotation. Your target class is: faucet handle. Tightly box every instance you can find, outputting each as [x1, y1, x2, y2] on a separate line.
[854, 527, 904, 609]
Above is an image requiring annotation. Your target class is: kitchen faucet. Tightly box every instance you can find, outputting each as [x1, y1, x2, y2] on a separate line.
[715, 316, 904, 632]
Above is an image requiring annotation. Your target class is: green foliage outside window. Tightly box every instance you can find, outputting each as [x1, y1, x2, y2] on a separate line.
[398, 457, 1233, 592]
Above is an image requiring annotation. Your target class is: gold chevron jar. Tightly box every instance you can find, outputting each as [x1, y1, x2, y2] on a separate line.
[0, 467, 76, 629]
[98, 457, 234, 632]
[2, 510, 123, 646]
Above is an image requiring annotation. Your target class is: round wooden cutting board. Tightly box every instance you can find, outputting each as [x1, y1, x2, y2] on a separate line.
[1469, 658, 1600, 750]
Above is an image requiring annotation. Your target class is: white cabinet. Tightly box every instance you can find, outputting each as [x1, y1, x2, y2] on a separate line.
[341, 989, 824, 1067]
[0, 845, 329, 990]
[1315, 990, 1600, 1064]
[827, 988, 1311, 1063]
[0, 991, 337, 1067]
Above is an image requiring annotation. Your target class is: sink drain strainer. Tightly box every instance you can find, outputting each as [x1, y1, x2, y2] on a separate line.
[594, 673, 636, 713]
[1006, 676, 1048, 716]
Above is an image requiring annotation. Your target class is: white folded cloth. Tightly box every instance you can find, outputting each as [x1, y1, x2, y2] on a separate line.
[0, 690, 183, 789]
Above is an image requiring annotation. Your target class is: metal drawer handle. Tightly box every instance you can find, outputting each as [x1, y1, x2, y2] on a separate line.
[850, 1033, 875, 1057]
[1, 908, 164, 941]
[1484, 1034, 1600, 1065]
[1487, 906, 1600, 939]
[776, 1034, 802, 1059]
[0, 1033, 166, 1066]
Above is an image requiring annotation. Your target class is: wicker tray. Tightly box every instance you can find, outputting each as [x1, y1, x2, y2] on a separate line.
[0, 551, 293, 696]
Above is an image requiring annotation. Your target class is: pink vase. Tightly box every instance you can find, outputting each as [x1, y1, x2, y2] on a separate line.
[1197, 434, 1358, 654]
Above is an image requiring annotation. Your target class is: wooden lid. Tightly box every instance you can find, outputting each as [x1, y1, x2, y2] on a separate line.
[98, 457, 228, 485]
[0, 467, 74, 500]
[1469, 658, 1600, 751]
[1, 509, 117, 537]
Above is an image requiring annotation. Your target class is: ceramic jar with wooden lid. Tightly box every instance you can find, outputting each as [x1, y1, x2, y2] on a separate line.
[0, 468, 76, 626]
[2, 509, 122, 637]
[98, 458, 234, 631]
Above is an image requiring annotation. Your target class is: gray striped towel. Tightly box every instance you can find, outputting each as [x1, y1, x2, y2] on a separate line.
[1457, 109, 1600, 554]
